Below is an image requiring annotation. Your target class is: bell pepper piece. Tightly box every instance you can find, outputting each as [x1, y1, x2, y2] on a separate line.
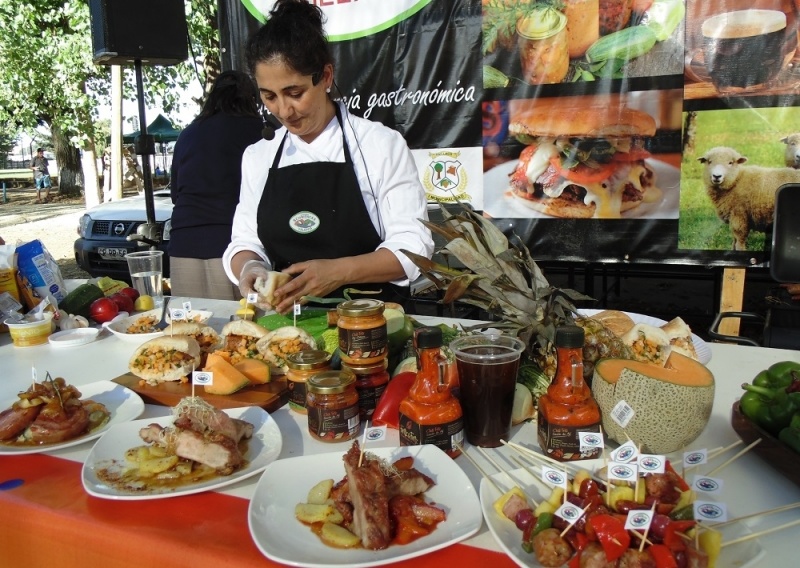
[520, 512, 553, 553]
[664, 460, 690, 492]
[587, 514, 630, 562]
[767, 361, 800, 388]
[741, 382, 796, 433]
[664, 520, 696, 550]
[649, 543, 679, 568]
[698, 528, 722, 568]
[778, 417, 800, 453]
[372, 371, 416, 429]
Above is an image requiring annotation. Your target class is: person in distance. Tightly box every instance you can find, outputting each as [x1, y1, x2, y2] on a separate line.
[222, 0, 433, 314]
[169, 70, 263, 300]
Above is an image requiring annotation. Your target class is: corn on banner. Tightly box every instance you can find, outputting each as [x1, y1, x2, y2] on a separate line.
[219, 0, 800, 267]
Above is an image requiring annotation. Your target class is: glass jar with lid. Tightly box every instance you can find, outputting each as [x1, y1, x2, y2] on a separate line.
[306, 370, 360, 442]
[337, 299, 387, 366]
[342, 358, 390, 421]
[286, 349, 332, 414]
[517, 7, 569, 85]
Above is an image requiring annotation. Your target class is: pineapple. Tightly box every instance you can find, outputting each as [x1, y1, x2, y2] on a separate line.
[402, 204, 632, 383]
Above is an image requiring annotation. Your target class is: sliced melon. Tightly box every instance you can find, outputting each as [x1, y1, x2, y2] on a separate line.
[592, 352, 714, 454]
[234, 358, 271, 384]
[203, 353, 252, 395]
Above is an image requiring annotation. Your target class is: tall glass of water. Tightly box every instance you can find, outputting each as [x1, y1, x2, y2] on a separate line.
[125, 250, 164, 306]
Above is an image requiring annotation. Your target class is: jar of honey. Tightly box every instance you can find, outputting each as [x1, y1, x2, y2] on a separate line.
[306, 370, 360, 442]
[342, 358, 390, 421]
[286, 349, 332, 414]
[337, 299, 387, 366]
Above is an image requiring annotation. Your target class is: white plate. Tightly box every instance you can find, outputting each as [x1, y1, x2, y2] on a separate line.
[105, 308, 164, 342]
[480, 467, 765, 568]
[0, 380, 145, 455]
[248, 444, 482, 568]
[483, 159, 680, 219]
[82, 406, 282, 500]
[48, 327, 101, 347]
[578, 308, 711, 365]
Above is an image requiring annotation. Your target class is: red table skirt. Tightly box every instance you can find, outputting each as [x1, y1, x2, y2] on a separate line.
[0, 454, 512, 567]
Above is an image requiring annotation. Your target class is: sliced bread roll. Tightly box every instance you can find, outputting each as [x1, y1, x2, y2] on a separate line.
[622, 323, 672, 367]
[661, 317, 699, 361]
[163, 321, 221, 353]
[588, 310, 636, 337]
[129, 336, 202, 385]
[254, 271, 292, 309]
[256, 326, 317, 374]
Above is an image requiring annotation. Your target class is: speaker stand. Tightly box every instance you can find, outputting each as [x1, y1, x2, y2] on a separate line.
[127, 59, 161, 249]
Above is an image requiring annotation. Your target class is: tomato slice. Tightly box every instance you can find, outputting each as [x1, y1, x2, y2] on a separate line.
[549, 156, 616, 184]
[587, 514, 630, 562]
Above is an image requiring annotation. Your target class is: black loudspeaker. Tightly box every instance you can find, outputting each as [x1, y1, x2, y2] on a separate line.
[89, 0, 188, 65]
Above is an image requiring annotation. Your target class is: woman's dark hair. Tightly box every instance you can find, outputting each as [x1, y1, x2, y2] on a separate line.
[245, 0, 334, 81]
[196, 70, 260, 121]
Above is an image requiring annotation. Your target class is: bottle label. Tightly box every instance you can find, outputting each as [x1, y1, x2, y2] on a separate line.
[288, 380, 307, 412]
[537, 412, 602, 461]
[356, 383, 387, 420]
[398, 413, 464, 455]
[308, 403, 360, 442]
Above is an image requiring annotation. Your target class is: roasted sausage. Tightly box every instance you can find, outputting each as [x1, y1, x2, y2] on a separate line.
[0, 405, 40, 441]
[533, 528, 573, 567]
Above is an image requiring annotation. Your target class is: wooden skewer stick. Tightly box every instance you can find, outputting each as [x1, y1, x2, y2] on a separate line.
[477, 446, 517, 490]
[721, 518, 800, 548]
[357, 421, 370, 467]
[501, 440, 579, 477]
[713, 502, 800, 529]
[456, 443, 504, 496]
[509, 455, 549, 497]
[706, 438, 762, 477]
[630, 530, 653, 547]
[559, 503, 592, 537]
[684, 440, 744, 473]
[638, 501, 658, 553]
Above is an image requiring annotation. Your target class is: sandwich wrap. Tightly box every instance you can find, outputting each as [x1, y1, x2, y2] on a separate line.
[253, 271, 292, 309]
[129, 336, 202, 385]
[660, 317, 699, 360]
[622, 323, 672, 366]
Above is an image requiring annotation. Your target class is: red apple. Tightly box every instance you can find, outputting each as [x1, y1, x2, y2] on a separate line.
[118, 287, 140, 302]
[89, 297, 120, 323]
[109, 292, 135, 314]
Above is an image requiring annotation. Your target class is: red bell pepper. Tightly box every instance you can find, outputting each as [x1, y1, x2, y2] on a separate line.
[372, 371, 416, 429]
[664, 460, 690, 491]
[587, 514, 630, 562]
[649, 544, 679, 568]
[663, 520, 696, 551]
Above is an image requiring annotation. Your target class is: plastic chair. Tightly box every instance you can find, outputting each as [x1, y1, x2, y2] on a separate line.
[709, 183, 800, 347]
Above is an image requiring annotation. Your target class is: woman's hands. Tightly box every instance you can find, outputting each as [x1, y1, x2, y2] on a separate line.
[272, 258, 349, 314]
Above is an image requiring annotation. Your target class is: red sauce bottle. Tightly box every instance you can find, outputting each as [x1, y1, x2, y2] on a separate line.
[537, 325, 602, 461]
[399, 327, 463, 458]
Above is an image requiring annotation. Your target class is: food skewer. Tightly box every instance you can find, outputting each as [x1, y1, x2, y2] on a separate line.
[721, 518, 800, 548]
[558, 502, 592, 537]
[501, 440, 580, 477]
[476, 446, 538, 506]
[508, 454, 551, 498]
[712, 502, 800, 528]
[638, 501, 658, 552]
[706, 438, 762, 476]
[456, 443, 504, 495]
[683, 440, 744, 473]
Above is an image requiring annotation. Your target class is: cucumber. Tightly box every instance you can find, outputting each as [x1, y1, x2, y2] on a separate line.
[483, 65, 510, 88]
[585, 25, 658, 63]
[58, 283, 105, 319]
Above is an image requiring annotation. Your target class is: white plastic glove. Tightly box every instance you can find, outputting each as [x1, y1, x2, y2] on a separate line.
[238, 259, 271, 301]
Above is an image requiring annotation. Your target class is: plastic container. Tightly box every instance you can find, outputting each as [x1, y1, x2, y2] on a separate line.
[4, 312, 55, 347]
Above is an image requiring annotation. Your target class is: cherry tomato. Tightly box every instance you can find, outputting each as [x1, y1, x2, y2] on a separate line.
[89, 297, 119, 323]
[117, 287, 140, 302]
[109, 292, 134, 314]
[515, 508, 535, 532]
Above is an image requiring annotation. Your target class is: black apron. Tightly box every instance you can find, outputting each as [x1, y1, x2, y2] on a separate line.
[256, 106, 408, 306]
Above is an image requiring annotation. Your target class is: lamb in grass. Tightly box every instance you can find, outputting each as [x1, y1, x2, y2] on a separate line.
[781, 133, 800, 168]
[698, 146, 800, 250]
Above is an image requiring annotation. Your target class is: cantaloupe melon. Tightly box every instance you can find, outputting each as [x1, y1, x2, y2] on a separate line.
[234, 358, 271, 384]
[203, 353, 252, 395]
[592, 352, 715, 454]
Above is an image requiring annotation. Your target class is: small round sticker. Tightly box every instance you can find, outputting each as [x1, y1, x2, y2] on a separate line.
[289, 211, 320, 234]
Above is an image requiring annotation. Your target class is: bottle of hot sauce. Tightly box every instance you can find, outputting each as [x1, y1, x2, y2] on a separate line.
[399, 327, 464, 458]
[537, 325, 602, 461]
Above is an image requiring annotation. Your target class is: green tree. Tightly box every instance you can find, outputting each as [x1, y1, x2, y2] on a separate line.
[0, 0, 218, 203]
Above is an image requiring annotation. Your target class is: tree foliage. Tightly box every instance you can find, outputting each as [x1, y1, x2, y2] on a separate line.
[0, 0, 218, 201]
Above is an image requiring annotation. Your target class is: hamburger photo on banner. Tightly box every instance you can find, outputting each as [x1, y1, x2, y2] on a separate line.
[506, 96, 663, 218]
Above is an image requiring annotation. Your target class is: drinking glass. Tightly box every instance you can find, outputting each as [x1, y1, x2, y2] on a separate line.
[450, 334, 525, 447]
[125, 250, 163, 306]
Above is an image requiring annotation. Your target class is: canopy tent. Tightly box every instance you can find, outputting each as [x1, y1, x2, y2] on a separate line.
[122, 114, 182, 144]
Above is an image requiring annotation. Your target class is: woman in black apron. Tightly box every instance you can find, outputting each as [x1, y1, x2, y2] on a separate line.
[224, 0, 433, 315]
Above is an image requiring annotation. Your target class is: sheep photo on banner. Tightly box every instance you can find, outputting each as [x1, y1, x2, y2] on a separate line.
[219, 0, 800, 268]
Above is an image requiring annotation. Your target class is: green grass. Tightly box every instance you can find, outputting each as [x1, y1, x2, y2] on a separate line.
[679, 107, 800, 251]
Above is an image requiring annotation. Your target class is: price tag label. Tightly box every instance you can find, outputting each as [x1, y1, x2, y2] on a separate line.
[607, 462, 639, 483]
[610, 440, 638, 463]
[610, 400, 635, 428]
[578, 431, 604, 452]
[638, 454, 666, 474]
[192, 371, 213, 386]
[247, 292, 258, 305]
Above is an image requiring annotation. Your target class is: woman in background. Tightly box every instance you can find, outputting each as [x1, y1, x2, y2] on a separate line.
[169, 70, 263, 300]
[223, 0, 433, 313]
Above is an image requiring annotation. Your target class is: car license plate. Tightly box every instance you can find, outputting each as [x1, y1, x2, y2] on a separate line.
[98, 247, 128, 260]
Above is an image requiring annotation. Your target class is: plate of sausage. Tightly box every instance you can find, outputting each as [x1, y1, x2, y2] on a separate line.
[0, 380, 145, 455]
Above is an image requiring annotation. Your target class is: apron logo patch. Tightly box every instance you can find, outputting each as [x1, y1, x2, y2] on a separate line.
[289, 211, 320, 234]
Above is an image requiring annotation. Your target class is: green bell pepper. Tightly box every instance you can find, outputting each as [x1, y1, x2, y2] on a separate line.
[753, 361, 800, 389]
[778, 413, 800, 454]
[740, 382, 797, 435]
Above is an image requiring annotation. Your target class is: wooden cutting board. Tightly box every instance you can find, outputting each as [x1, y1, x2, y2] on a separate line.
[112, 373, 289, 413]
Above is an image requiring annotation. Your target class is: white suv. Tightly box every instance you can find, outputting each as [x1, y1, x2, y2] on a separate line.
[74, 189, 173, 280]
